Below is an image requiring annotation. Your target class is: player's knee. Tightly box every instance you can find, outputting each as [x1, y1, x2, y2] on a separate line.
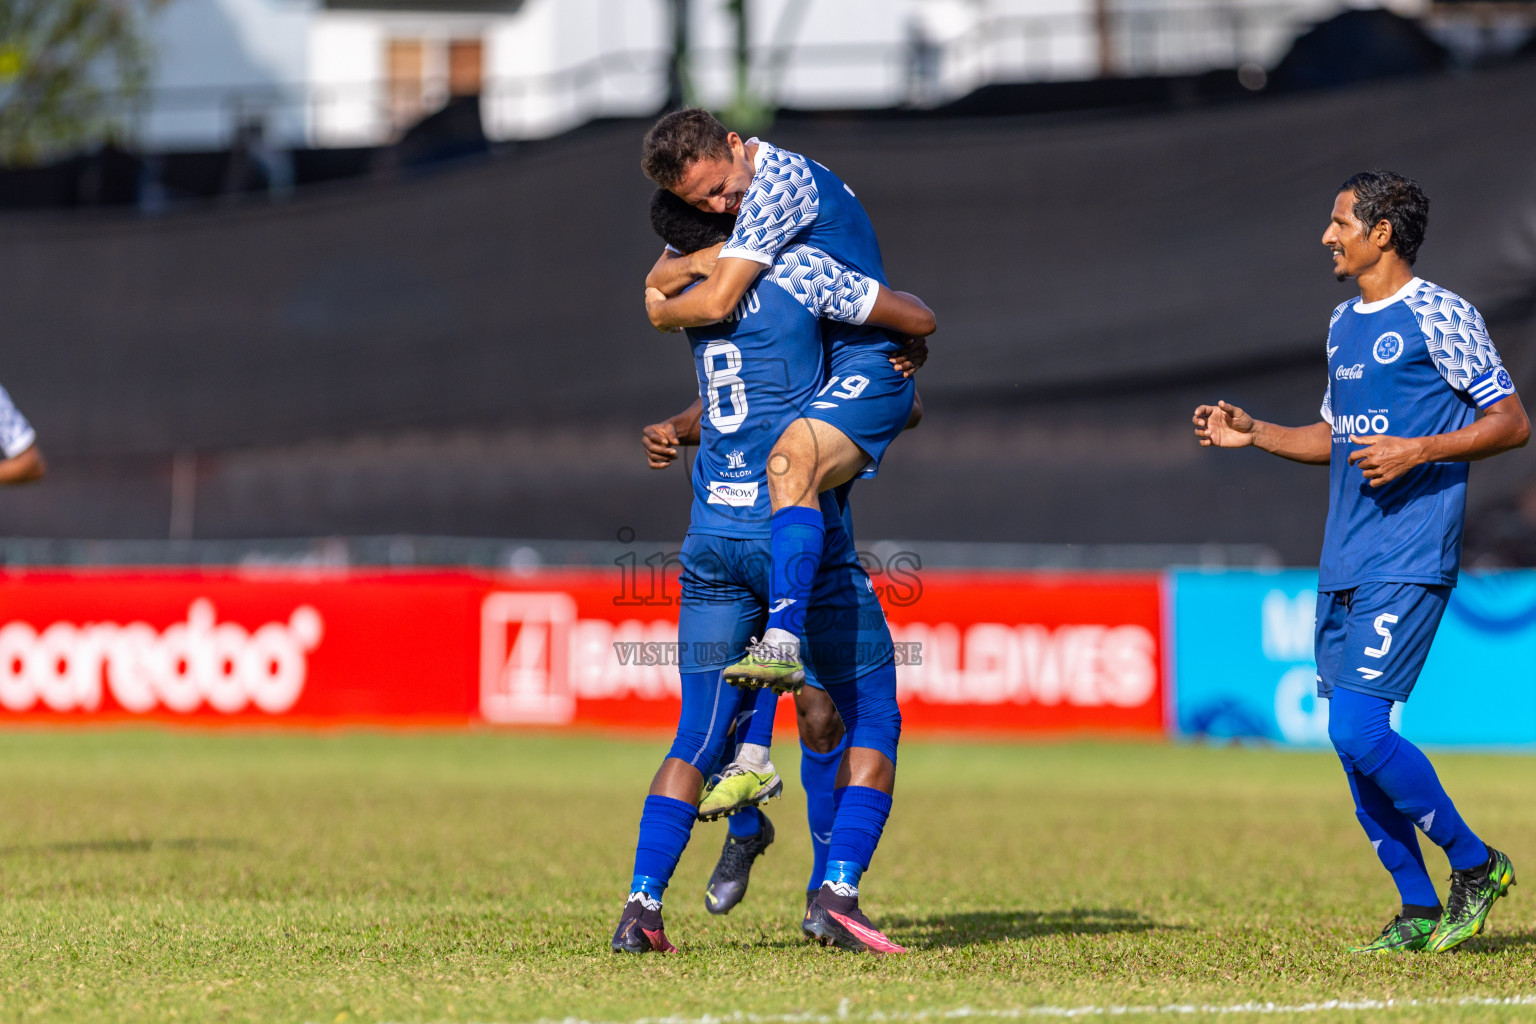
[847, 699, 901, 765]
[1326, 704, 1384, 765]
[796, 690, 845, 753]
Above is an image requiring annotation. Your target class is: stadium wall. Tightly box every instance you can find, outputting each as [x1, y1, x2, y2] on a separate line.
[0, 567, 1527, 748]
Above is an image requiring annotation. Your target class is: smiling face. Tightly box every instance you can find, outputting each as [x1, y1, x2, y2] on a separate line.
[669, 133, 755, 215]
[1322, 189, 1387, 283]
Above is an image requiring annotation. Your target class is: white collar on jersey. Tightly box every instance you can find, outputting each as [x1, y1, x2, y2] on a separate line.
[746, 138, 772, 172]
[1353, 276, 1422, 314]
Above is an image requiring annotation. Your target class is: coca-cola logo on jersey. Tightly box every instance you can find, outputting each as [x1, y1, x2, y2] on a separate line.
[0, 600, 323, 715]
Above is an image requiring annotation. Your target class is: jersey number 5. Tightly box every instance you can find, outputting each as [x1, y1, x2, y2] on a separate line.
[703, 340, 747, 434]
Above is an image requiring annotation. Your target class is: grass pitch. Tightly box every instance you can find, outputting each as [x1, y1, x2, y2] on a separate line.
[0, 731, 1530, 1023]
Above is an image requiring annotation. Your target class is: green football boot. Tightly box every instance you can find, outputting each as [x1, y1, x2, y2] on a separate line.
[697, 764, 783, 821]
[1427, 847, 1517, 953]
[1348, 914, 1438, 953]
[722, 637, 805, 694]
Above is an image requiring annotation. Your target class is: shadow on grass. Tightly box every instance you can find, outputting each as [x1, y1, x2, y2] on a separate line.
[0, 838, 249, 856]
[893, 907, 1183, 949]
[1462, 929, 1536, 954]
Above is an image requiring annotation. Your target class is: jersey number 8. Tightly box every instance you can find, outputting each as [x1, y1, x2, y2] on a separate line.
[703, 340, 747, 434]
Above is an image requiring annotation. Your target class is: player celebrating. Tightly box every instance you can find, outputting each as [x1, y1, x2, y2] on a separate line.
[0, 381, 45, 486]
[1194, 171, 1525, 953]
[612, 191, 930, 956]
[639, 109, 924, 695]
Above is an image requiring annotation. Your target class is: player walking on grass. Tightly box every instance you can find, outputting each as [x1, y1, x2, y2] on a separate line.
[640, 109, 924, 696]
[612, 192, 929, 956]
[1195, 171, 1525, 953]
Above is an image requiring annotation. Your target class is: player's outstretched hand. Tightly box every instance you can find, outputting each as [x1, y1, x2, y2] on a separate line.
[644, 288, 680, 333]
[1347, 434, 1423, 487]
[643, 421, 681, 469]
[890, 337, 928, 377]
[1193, 400, 1255, 448]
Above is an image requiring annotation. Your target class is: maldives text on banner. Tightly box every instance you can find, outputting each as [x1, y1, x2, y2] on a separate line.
[1169, 569, 1536, 748]
[0, 569, 1166, 733]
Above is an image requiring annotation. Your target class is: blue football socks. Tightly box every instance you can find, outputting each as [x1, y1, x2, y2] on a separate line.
[823, 785, 893, 893]
[630, 794, 698, 901]
[1343, 762, 1440, 907]
[727, 806, 762, 838]
[765, 506, 826, 639]
[800, 734, 847, 892]
[1330, 686, 1488, 874]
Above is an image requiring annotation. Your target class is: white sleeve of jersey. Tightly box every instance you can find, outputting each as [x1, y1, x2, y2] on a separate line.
[719, 145, 820, 267]
[0, 384, 36, 459]
[1405, 282, 1516, 409]
[768, 245, 880, 324]
[1320, 304, 1346, 426]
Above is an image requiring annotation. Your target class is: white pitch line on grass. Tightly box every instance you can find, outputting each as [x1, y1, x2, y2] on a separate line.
[481, 994, 1536, 1024]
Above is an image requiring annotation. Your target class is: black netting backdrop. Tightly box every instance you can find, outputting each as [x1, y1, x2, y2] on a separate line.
[0, 64, 1533, 556]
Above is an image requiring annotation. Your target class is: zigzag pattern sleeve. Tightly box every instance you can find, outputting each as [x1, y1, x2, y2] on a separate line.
[1405, 282, 1516, 409]
[0, 384, 35, 458]
[767, 245, 879, 324]
[719, 146, 820, 266]
[1320, 302, 1347, 426]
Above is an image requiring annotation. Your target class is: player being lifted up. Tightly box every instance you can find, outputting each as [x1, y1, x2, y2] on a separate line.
[612, 190, 932, 956]
[1195, 171, 1525, 953]
[640, 109, 930, 695]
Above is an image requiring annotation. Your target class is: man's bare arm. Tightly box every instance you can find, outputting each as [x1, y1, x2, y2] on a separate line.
[644, 244, 724, 298]
[647, 257, 764, 329]
[1348, 393, 1530, 487]
[642, 400, 704, 469]
[1193, 400, 1331, 464]
[0, 445, 45, 484]
[867, 288, 936, 339]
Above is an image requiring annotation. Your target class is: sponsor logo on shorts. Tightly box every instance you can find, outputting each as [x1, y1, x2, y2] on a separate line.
[707, 480, 759, 507]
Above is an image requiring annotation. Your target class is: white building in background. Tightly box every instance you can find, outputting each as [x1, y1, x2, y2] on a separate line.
[138, 0, 1432, 152]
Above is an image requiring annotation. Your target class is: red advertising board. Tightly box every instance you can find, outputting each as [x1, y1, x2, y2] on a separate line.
[0, 568, 1164, 734]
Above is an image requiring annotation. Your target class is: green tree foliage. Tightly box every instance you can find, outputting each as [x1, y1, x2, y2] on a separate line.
[0, 0, 171, 165]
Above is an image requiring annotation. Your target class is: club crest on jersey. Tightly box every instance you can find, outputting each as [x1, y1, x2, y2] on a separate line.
[707, 480, 759, 507]
[1336, 363, 1365, 380]
[1372, 332, 1405, 364]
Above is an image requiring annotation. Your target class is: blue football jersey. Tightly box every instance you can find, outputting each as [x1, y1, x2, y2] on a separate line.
[686, 245, 879, 539]
[1319, 277, 1517, 590]
[0, 383, 35, 459]
[720, 140, 900, 359]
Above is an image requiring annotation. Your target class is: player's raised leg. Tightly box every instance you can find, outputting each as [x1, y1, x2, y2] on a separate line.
[698, 685, 783, 821]
[725, 419, 869, 694]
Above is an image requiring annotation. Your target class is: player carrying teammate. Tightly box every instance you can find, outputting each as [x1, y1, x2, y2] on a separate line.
[0, 382, 46, 486]
[639, 109, 924, 696]
[612, 191, 930, 956]
[1194, 171, 1525, 953]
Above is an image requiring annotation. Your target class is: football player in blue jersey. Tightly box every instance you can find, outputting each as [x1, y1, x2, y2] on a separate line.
[1194, 171, 1528, 953]
[612, 191, 933, 956]
[0, 382, 45, 486]
[637, 108, 927, 696]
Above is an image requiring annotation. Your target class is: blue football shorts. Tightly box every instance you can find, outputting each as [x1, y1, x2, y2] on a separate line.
[1314, 581, 1451, 703]
[802, 346, 915, 480]
[678, 526, 895, 691]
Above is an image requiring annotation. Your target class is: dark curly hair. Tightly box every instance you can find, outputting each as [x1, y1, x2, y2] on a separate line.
[641, 108, 732, 189]
[1338, 170, 1429, 265]
[648, 188, 736, 254]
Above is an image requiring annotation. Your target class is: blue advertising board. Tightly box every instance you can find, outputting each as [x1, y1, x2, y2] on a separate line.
[1170, 569, 1536, 748]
